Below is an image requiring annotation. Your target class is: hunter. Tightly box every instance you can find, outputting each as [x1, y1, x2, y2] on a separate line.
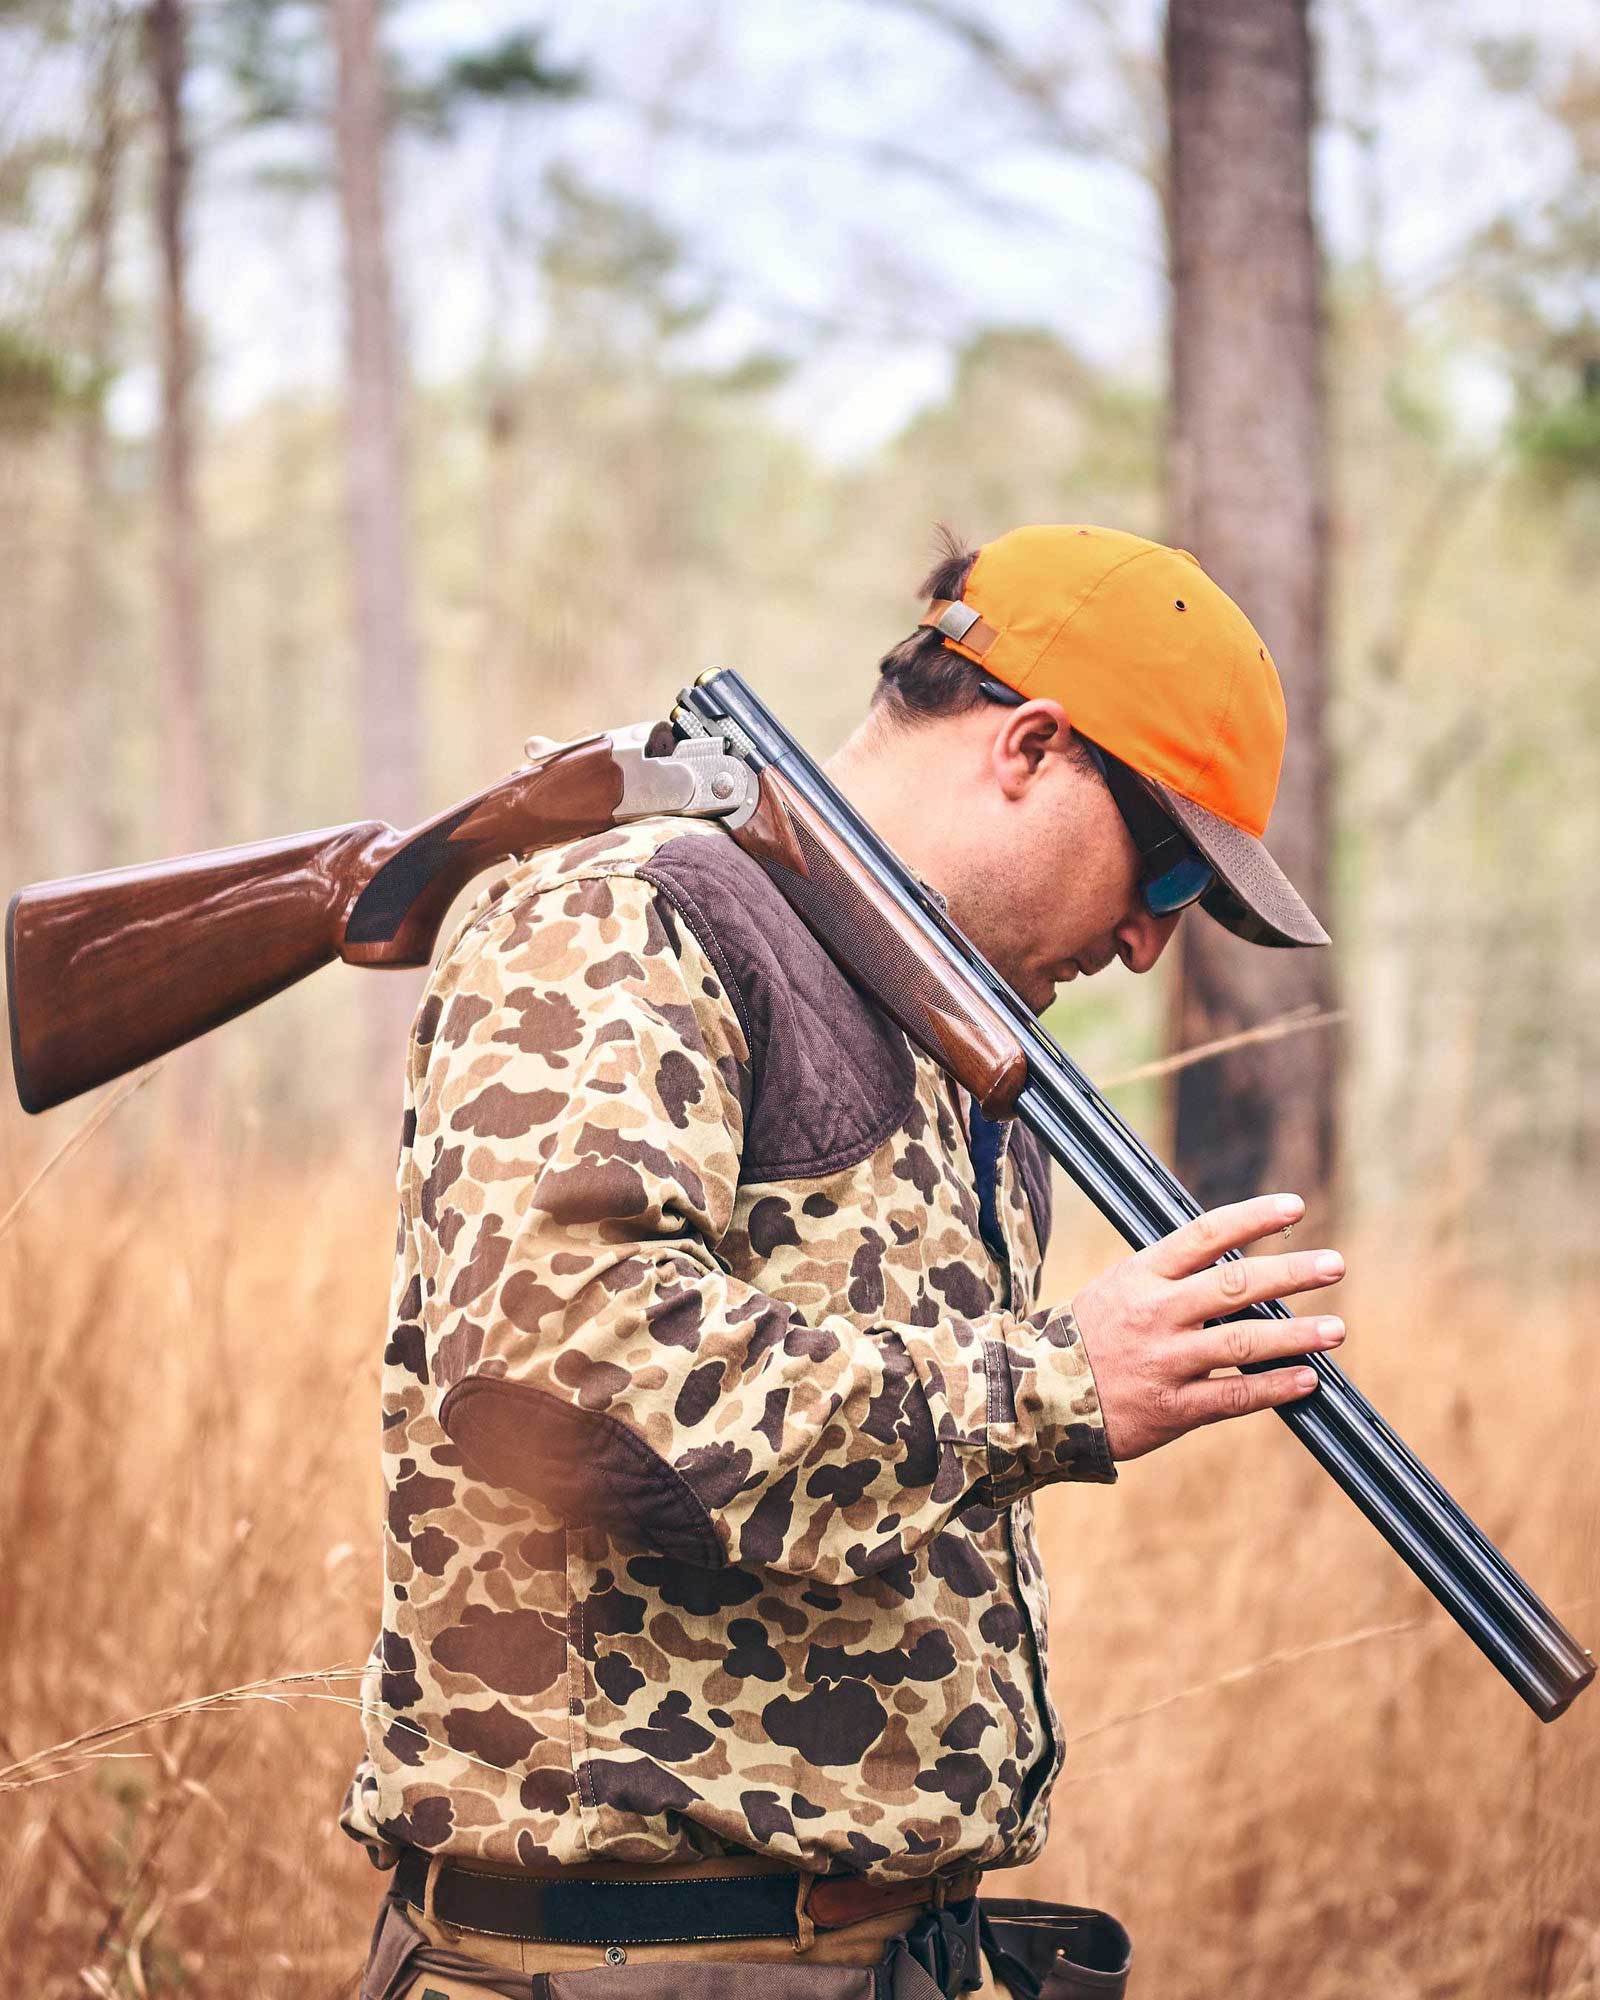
[345, 524, 1343, 2000]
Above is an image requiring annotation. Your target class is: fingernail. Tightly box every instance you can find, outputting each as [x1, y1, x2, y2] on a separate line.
[1318, 1317, 1345, 1343]
[1297, 1369, 1319, 1393]
[1316, 1252, 1344, 1279]
[1276, 1194, 1304, 1220]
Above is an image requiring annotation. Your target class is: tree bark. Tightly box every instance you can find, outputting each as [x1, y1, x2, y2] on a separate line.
[148, 0, 211, 860]
[331, 0, 426, 1082]
[73, 3, 126, 868]
[1164, 0, 1339, 1214]
[146, 0, 214, 1127]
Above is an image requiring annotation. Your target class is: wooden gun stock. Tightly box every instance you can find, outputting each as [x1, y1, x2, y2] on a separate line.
[733, 768, 1029, 1119]
[6, 734, 624, 1114]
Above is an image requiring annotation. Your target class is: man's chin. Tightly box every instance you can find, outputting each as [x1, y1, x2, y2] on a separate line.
[982, 953, 1066, 1015]
[1024, 974, 1059, 1016]
[1033, 957, 1088, 1012]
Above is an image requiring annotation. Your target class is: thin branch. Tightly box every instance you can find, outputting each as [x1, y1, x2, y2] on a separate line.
[0, 1719, 119, 1917]
[1100, 1006, 1347, 1091]
[0, 1669, 356, 1794]
[606, 90, 1158, 266]
[0, 1668, 532, 1798]
[1370, 456, 1499, 690]
[1072, 1614, 1429, 1745]
[641, 100, 1044, 225]
[859, 0, 1092, 145]
[852, 0, 1156, 185]
[1385, 713, 1485, 834]
[0, 1064, 163, 1244]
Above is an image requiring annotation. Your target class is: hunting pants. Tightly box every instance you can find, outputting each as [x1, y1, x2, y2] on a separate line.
[358, 1855, 1130, 2000]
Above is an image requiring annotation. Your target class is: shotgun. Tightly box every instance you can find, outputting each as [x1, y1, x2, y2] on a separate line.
[6, 670, 1593, 1722]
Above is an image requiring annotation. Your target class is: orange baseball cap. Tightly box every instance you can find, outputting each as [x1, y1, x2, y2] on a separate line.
[918, 523, 1329, 948]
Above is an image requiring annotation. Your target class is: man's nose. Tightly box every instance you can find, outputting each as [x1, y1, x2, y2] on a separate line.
[1116, 906, 1183, 974]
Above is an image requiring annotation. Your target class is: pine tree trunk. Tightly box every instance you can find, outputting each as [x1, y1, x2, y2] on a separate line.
[147, 0, 212, 1124]
[331, 0, 426, 1085]
[148, 0, 210, 856]
[0, 434, 38, 888]
[73, 4, 125, 868]
[1165, 0, 1340, 1215]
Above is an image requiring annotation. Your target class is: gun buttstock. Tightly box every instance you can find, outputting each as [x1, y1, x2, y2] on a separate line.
[6, 821, 389, 1114]
[5, 733, 630, 1115]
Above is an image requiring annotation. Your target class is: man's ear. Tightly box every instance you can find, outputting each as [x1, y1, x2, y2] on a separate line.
[990, 698, 1075, 801]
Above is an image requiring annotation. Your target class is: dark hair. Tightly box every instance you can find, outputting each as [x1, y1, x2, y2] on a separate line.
[872, 525, 988, 723]
[872, 527, 1097, 777]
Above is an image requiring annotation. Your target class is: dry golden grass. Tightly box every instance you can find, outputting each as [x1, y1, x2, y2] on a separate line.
[1, 1106, 1596, 1998]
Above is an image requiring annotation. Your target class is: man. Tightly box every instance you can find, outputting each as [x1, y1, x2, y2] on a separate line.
[345, 524, 1346, 2000]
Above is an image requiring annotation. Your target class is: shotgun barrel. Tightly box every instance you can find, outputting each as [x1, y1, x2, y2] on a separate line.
[675, 666, 1594, 1724]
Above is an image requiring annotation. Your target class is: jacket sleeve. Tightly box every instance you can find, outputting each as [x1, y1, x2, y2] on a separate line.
[423, 863, 1113, 1584]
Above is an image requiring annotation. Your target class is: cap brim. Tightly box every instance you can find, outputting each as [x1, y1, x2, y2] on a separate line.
[1141, 777, 1330, 949]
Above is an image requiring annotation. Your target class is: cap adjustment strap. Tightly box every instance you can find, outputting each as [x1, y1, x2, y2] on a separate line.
[919, 599, 999, 656]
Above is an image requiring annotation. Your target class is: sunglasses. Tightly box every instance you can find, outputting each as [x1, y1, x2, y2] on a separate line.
[975, 671, 1215, 918]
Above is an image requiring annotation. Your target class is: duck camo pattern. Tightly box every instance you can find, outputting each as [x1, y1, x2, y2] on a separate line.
[341, 816, 1114, 1881]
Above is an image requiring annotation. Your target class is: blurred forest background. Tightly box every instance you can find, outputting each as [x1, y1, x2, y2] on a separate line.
[1, 0, 1598, 1995]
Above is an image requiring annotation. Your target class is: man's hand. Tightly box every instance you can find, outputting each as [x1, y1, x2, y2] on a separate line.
[1071, 1193, 1345, 1462]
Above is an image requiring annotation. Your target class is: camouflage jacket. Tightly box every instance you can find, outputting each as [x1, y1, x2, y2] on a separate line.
[341, 815, 1115, 1882]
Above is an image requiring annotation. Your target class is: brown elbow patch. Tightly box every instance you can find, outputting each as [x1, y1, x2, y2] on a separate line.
[439, 1377, 724, 1566]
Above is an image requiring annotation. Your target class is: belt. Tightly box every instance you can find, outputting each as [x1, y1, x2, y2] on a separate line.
[391, 1850, 980, 1946]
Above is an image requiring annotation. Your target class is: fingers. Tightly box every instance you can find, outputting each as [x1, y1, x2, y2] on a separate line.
[1188, 1313, 1344, 1375]
[1174, 1245, 1345, 1323]
[1080, 1192, 1348, 1460]
[1178, 1363, 1321, 1429]
[1143, 1192, 1306, 1279]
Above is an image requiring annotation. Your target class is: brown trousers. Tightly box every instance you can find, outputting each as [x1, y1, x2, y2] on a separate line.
[358, 1854, 1129, 2000]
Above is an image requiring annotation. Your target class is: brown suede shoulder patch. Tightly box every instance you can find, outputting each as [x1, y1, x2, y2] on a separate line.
[641, 833, 917, 1183]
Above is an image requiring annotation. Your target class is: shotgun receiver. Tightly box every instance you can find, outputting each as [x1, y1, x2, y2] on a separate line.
[5, 670, 1593, 1722]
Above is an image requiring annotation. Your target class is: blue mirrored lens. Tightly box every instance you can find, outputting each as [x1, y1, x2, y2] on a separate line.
[1144, 855, 1214, 915]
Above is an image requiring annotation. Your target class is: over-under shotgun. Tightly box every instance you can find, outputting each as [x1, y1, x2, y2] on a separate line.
[6, 671, 1593, 1722]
